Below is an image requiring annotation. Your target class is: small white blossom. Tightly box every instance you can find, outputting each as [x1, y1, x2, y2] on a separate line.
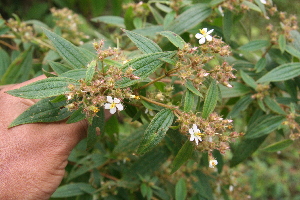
[189, 124, 203, 145]
[195, 28, 214, 44]
[209, 159, 218, 168]
[260, 0, 267, 4]
[104, 96, 123, 114]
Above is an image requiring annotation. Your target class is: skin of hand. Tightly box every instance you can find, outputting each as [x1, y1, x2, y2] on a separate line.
[0, 76, 88, 200]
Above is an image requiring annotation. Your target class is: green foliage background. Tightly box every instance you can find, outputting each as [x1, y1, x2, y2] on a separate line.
[1, 0, 300, 199]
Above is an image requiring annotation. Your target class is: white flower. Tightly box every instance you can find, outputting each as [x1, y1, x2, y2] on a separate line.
[145, 108, 155, 116]
[104, 96, 123, 114]
[189, 124, 203, 145]
[209, 159, 218, 168]
[260, 0, 267, 4]
[195, 28, 214, 44]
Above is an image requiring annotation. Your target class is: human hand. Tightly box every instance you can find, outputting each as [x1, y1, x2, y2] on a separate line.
[0, 76, 88, 200]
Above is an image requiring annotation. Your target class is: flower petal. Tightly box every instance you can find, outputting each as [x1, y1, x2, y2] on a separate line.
[195, 33, 203, 39]
[192, 124, 198, 132]
[189, 128, 194, 135]
[206, 35, 212, 41]
[104, 103, 111, 109]
[207, 29, 214, 34]
[116, 103, 123, 111]
[199, 37, 206, 44]
[106, 96, 113, 103]
[113, 98, 120, 103]
[110, 107, 117, 114]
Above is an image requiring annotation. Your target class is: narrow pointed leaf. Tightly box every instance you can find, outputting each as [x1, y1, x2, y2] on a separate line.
[286, 45, 300, 59]
[257, 63, 300, 83]
[117, 51, 176, 88]
[9, 97, 71, 127]
[185, 80, 203, 97]
[175, 178, 187, 200]
[168, 4, 212, 35]
[278, 34, 286, 53]
[159, 31, 186, 49]
[228, 94, 253, 118]
[149, 5, 164, 25]
[240, 70, 257, 89]
[91, 16, 125, 28]
[87, 108, 105, 150]
[183, 89, 194, 112]
[6, 77, 77, 99]
[220, 82, 251, 98]
[123, 29, 162, 54]
[264, 96, 286, 115]
[137, 109, 174, 154]
[66, 108, 86, 124]
[239, 40, 269, 51]
[255, 57, 266, 73]
[230, 135, 267, 167]
[245, 115, 285, 139]
[263, 139, 293, 152]
[85, 60, 96, 84]
[51, 183, 96, 198]
[223, 9, 233, 42]
[59, 69, 87, 80]
[171, 140, 194, 173]
[202, 80, 218, 119]
[49, 61, 73, 75]
[43, 28, 90, 69]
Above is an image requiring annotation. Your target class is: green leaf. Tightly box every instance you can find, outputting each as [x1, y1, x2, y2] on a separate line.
[137, 109, 174, 154]
[263, 139, 293, 152]
[9, 97, 71, 128]
[240, 70, 257, 89]
[0, 48, 10, 79]
[133, 17, 143, 29]
[230, 135, 268, 167]
[0, 47, 33, 84]
[163, 11, 176, 29]
[245, 115, 285, 139]
[257, 62, 300, 83]
[123, 29, 162, 54]
[51, 183, 96, 198]
[202, 80, 218, 119]
[168, 4, 212, 35]
[239, 40, 269, 51]
[193, 171, 214, 199]
[171, 141, 194, 173]
[220, 82, 251, 98]
[124, 146, 170, 179]
[59, 69, 87, 80]
[227, 94, 253, 118]
[67, 153, 106, 182]
[185, 80, 203, 97]
[87, 108, 105, 150]
[175, 178, 187, 200]
[117, 51, 176, 88]
[159, 57, 177, 65]
[66, 108, 86, 124]
[223, 9, 233, 42]
[91, 16, 125, 28]
[124, 7, 135, 30]
[290, 30, 300, 52]
[241, 1, 261, 12]
[113, 127, 144, 154]
[43, 28, 90, 69]
[278, 34, 286, 53]
[285, 45, 300, 59]
[264, 96, 286, 115]
[183, 89, 194, 112]
[49, 61, 73, 75]
[85, 60, 96, 84]
[159, 31, 186, 49]
[149, 5, 164, 25]
[255, 57, 267, 73]
[6, 77, 77, 99]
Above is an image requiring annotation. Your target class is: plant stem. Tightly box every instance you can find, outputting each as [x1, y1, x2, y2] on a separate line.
[139, 95, 177, 110]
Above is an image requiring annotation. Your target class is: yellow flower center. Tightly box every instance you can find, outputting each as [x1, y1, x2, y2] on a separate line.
[200, 29, 207, 35]
[110, 102, 116, 109]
